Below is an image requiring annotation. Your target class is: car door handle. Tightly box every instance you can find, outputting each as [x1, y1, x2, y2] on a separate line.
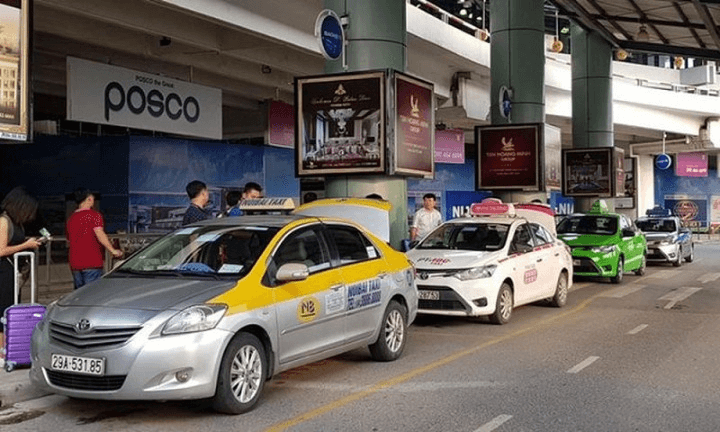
[537, 258, 543, 262]
[378, 273, 388, 279]
[554, 252, 560, 257]
[330, 284, 344, 291]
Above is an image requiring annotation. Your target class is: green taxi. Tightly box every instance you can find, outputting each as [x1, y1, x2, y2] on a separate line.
[556, 200, 646, 283]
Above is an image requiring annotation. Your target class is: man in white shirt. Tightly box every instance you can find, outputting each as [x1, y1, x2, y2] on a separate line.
[411, 193, 443, 241]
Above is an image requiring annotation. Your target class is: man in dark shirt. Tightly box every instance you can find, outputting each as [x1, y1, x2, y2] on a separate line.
[182, 180, 210, 226]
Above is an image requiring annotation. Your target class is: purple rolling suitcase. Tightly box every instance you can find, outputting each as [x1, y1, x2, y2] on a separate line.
[2, 251, 46, 372]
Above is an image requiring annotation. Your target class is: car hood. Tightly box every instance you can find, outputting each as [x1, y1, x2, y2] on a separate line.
[557, 233, 617, 247]
[406, 249, 500, 269]
[643, 232, 675, 242]
[57, 277, 238, 311]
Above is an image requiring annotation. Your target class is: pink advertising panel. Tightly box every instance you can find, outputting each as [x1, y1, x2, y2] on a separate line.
[394, 72, 434, 177]
[434, 129, 465, 164]
[268, 100, 294, 148]
[676, 152, 708, 177]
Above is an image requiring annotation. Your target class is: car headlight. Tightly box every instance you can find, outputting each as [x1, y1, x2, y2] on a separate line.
[590, 245, 616, 254]
[454, 265, 497, 281]
[162, 304, 227, 335]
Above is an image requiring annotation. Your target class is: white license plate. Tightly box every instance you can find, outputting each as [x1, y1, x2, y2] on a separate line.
[573, 259, 581, 266]
[418, 290, 440, 300]
[51, 354, 105, 376]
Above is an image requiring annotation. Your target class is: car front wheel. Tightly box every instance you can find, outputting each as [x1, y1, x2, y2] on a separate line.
[369, 300, 407, 362]
[610, 257, 624, 284]
[549, 272, 568, 308]
[673, 248, 683, 267]
[212, 333, 267, 414]
[489, 283, 513, 324]
[634, 254, 646, 276]
[685, 245, 694, 263]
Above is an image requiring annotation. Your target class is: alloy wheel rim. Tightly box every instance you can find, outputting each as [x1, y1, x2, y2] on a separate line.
[230, 345, 262, 403]
[500, 289, 512, 320]
[558, 276, 568, 302]
[385, 309, 404, 352]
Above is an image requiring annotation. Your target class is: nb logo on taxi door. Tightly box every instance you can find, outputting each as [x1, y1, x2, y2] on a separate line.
[297, 297, 320, 323]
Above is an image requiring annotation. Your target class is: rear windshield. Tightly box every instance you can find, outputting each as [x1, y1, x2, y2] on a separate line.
[557, 215, 618, 236]
[417, 223, 509, 251]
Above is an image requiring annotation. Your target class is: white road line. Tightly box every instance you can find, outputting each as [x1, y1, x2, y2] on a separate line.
[567, 356, 600, 374]
[658, 287, 702, 309]
[474, 415, 513, 432]
[647, 269, 680, 279]
[697, 273, 720, 284]
[601, 284, 646, 298]
[628, 324, 648, 335]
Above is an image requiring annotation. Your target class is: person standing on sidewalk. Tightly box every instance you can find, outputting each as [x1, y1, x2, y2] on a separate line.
[66, 188, 123, 289]
[182, 180, 211, 226]
[410, 193, 443, 241]
[0, 187, 42, 366]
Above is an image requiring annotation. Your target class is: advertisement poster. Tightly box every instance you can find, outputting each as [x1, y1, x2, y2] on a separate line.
[664, 195, 707, 230]
[435, 129, 465, 164]
[616, 157, 636, 209]
[296, 71, 385, 176]
[267, 100, 294, 148]
[0, 0, 29, 142]
[444, 190, 493, 220]
[394, 72, 434, 177]
[544, 125, 562, 190]
[614, 147, 626, 198]
[562, 148, 613, 197]
[676, 152, 708, 177]
[476, 123, 541, 191]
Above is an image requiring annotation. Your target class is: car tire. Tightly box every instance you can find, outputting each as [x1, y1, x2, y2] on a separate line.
[489, 283, 513, 325]
[212, 333, 267, 415]
[549, 272, 568, 308]
[685, 245, 694, 263]
[369, 300, 408, 362]
[673, 249, 682, 267]
[634, 254, 646, 276]
[610, 257, 624, 284]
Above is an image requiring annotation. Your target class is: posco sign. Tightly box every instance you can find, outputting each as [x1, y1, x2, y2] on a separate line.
[67, 57, 222, 140]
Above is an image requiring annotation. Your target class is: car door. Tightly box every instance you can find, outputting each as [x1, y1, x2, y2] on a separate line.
[527, 222, 561, 299]
[323, 223, 388, 345]
[618, 215, 645, 270]
[268, 225, 346, 366]
[507, 223, 540, 306]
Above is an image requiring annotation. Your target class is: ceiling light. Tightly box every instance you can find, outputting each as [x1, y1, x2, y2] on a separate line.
[560, 27, 569, 34]
[459, 8, 467, 16]
[636, 25, 650, 42]
[468, 13, 473, 19]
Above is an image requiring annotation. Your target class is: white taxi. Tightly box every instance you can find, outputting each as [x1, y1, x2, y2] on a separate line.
[406, 199, 573, 324]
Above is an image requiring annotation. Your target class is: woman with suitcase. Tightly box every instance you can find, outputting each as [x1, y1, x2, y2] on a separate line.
[0, 187, 41, 366]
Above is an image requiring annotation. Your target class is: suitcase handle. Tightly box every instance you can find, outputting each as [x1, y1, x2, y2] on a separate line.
[13, 251, 36, 304]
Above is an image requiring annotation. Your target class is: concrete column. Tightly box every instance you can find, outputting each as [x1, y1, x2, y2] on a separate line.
[322, 0, 408, 248]
[490, 0, 545, 124]
[571, 22, 614, 211]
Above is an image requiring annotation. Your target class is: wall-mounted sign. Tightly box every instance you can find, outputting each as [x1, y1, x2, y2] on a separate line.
[676, 151, 708, 177]
[267, 100, 294, 148]
[664, 195, 707, 230]
[393, 72, 434, 177]
[315, 10, 344, 61]
[562, 147, 624, 198]
[435, 129, 465, 164]
[295, 71, 385, 176]
[0, 0, 30, 142]
[655, 153, 672, 170]
[499, 85, 512, 119]
[66, 57, 222, 140]
[476, 123, 541, 191]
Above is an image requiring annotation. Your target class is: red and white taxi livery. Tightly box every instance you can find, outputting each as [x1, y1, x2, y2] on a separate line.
[406, 199, 573, 324]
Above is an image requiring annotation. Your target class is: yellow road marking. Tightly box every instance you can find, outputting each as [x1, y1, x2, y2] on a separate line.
[264, 294, 601, 432]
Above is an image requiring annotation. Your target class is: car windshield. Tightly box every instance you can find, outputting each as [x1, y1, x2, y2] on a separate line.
[417, 223, 509, 251]
[636, 218, 676, 233]
[113, 225, 279, 278]
[557, 215, 618, 235]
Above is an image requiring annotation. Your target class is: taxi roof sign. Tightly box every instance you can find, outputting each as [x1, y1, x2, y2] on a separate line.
[238, 198, 296, 214]
[645, 205, 672, 217]
[588, 199, 610, 215]
[470, 199, 516, 217]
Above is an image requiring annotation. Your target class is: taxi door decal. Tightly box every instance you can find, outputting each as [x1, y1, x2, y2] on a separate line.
[347, 278, 382, 311]
[297, 296, 320, 322]
[524, 268, 538, 284]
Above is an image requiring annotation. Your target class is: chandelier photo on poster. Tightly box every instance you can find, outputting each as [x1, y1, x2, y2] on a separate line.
[295, 71, 385, 176]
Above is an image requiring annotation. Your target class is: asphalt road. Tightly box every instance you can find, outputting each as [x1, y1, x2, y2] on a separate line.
[5, 242, 720, 432]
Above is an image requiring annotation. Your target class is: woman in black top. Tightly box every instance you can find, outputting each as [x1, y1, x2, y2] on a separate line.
[0, 187, 41, 364]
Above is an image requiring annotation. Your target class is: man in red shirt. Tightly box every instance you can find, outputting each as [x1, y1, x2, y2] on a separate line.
[66, 189, 123, 289]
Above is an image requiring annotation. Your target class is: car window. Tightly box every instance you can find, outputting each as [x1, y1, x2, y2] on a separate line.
[418, 223, 508, 251]
[529, 223, 553, 245]
[619, 215, 630, 230]
[557, 215, 618, 235]
[325, 225, 379, 265]
[510, 224, 535, 253]
[273, 227, 330, 274]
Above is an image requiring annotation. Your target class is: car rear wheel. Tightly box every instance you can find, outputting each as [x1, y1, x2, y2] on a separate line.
[489, 283, 513, 325]
[685, 245, 694, 263]
[212, 333, 267, 414]
[369, 300, 407, 362]
[634, 254, 646, 276]
[610, 257, 624, 284]
[549, 272, 568, 308]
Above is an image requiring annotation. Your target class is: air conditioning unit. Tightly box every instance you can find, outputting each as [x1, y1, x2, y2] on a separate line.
[680, 65, 716, 86]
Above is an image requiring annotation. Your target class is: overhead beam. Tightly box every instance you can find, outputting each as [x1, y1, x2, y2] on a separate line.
[586, 0, 633, 40]
[593, 14, 705, 30]
[626, 0, 670, 44]
[673, 1, 707, 48]
[551, 0, 621, 48]
[691, 0, 720, 51]
[620, 40, 720, 59]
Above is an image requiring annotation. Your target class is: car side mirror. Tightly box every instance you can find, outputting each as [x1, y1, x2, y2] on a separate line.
[680, 228, 691, 234]
[409, 240, 419, 249]
[622, 228, 635, 237]
[276, 263, 309, 282]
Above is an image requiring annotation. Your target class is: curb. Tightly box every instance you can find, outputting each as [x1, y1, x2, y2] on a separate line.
[0, 369, 50, 408]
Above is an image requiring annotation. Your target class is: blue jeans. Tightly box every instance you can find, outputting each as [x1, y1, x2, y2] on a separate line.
[72, 268, 103, 289]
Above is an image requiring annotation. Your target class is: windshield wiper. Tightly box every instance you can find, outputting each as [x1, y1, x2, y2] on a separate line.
[175, 270, 222, 280]
[111, 269, 185, 278]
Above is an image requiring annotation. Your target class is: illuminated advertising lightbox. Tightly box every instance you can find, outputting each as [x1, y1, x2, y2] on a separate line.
[0, 0, 30, 142]
[562, 147, 624, 198]
[664, 196, 708, 230]
[295, 71, 385, 176]
[476, 123, 541, 191]
[267, 100, 294, 148]
[675, 152, 708, 177]
[393, 72, 434, 177]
